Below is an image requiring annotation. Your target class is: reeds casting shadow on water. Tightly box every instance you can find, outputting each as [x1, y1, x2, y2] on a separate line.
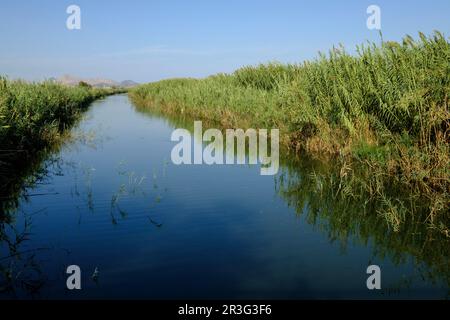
[129, 31, 449, 236]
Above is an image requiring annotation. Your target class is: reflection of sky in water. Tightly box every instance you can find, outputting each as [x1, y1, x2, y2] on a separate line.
[1, 95, 447, 299]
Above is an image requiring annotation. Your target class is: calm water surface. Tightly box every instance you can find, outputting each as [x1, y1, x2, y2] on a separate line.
[1, 95, 448, 299]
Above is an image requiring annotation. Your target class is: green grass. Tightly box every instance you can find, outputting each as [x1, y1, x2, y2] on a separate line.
[0, 78, 124, 154]
[0, 78, 124, 216]
[130, 31, 449, 233]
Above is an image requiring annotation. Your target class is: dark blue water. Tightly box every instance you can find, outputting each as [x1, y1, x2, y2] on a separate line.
[0, 95, 448, 299]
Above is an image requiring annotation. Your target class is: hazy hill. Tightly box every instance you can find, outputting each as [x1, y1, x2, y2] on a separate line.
[57, 75, 138, 88]
[120, 80, 139, 88]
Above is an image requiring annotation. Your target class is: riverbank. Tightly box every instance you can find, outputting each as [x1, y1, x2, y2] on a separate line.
[1, 94, 447, 298]
[0, 78, 125, 216]
[130, 32, 449, 234]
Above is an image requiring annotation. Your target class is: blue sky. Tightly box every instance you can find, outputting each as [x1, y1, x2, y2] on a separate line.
[1, 0, 449, 82]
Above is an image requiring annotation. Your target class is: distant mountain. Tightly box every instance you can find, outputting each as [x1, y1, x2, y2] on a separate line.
[56, 75, 138, 88]
[120, 80, 139, 88]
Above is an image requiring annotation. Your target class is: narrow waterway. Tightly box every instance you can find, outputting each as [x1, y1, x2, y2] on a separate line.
[0, 94, 448, 299]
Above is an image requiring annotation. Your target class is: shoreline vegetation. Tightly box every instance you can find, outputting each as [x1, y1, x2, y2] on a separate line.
[134, 103, 450, 289]
[0, 78, 125, 216]
[130, 32, 449, 235]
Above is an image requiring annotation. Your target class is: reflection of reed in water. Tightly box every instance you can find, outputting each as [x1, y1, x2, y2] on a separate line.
[0, 210, 47, 297]
[134, 101, 449, 293]
[276, 155, 450, 294]
[108, 161, 167, 227]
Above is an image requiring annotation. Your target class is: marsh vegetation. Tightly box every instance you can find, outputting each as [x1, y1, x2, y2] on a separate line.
[0, 94, 447, 298]
[0, 32, 449, 298]
[130, 32, 449, 234]
[0, 78, 124, 217]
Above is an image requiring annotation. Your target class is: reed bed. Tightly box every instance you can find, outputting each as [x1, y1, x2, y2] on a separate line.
[0, 79, 123, 214]
[0, 79, 122, 153]
[130, 32, 449, 233]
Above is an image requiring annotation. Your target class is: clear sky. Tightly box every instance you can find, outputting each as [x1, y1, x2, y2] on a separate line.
[1, 0, 449, 83]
